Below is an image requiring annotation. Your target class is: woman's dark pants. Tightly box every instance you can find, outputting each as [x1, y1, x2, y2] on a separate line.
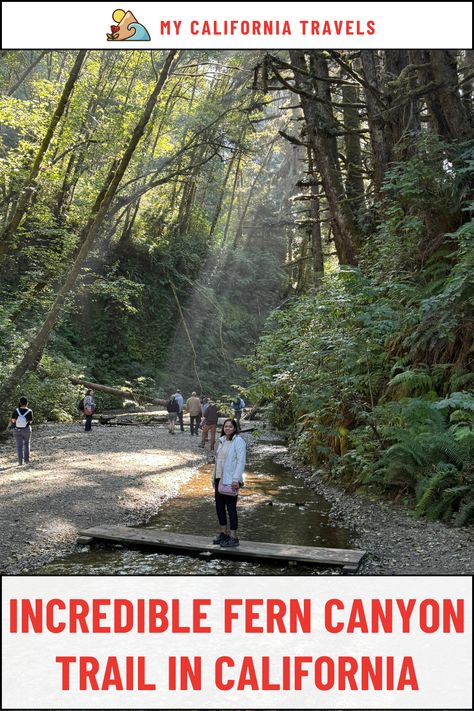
[85, 414, 93, 431]
[214, 479, 238, 531]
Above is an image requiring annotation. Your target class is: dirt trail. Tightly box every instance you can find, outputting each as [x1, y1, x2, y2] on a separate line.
[0, 422, 207, 573]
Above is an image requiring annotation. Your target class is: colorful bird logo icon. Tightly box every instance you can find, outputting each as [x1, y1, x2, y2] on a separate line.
[107, 9, 151, 41]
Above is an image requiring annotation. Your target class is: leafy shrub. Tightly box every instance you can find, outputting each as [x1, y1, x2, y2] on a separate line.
[9, 355, 83, 422]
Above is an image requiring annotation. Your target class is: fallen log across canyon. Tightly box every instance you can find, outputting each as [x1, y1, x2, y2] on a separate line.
[69, 378, 167, 407]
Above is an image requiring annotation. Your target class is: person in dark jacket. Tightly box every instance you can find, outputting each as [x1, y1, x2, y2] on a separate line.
[199, 398, 219, 450]
[80, 389, 96, 432]
[172, 389, 185, 432]
[231, 394, 246, 431]
[166, 394, 180, 434]
[11, 396, 33, 465]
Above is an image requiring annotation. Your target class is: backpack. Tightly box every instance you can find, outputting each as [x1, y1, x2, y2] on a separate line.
[83, 397, 95, 416]
[167, 396, 178, 413]
[205, 403, 218, 424]
[16, 408, 31, 428]
[78, 398, 84, 412]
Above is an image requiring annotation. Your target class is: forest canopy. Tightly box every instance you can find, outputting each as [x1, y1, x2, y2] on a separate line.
[0, 49, 473, 523]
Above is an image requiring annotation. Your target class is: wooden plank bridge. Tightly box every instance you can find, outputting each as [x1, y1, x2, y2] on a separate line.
[78, 525, 366, 572]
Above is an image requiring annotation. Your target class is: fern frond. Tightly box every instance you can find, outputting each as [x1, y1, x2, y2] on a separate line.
[388, 369, 434, 397]
[435, 392, 474, 412]
[454, 500, 474, 526]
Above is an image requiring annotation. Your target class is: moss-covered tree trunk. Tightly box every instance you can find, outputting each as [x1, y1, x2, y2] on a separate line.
[290, 50, 359, 265]
[342, 82, 365, 215]
[360, 50, 391, 192]
[411, 50, 472, 140]
[307, 147, 324, 286]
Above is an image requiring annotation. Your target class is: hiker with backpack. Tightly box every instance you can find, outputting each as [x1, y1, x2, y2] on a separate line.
[79, 389, 96, 432]
[199, 398, 219, 451]
[231, 394, 246, 431]
[172, 389, 185, 432]
[10, 397, 33, 465]
[166, 394, 180, 434]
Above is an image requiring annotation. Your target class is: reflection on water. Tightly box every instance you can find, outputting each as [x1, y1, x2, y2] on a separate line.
[34, 441, 356, 575]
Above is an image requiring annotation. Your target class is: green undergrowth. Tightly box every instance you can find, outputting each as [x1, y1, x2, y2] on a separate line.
[246, 135, 474, 526]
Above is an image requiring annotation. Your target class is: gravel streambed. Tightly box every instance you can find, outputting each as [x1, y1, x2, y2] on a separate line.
[0, 422, 207, 574]
[1, 423, 472, 576]
[275, 451, 474, 575]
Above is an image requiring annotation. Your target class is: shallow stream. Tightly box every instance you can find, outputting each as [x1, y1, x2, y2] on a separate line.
[34, 440, 356, 575]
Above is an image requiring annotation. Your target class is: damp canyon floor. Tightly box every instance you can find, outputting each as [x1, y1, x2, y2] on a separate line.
[0, 421, 472, 575]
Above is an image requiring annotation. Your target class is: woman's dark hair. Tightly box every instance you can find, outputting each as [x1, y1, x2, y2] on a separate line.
[220, 419, 238, 438]
[19, 396, 28, 407]
[85, 389, 92, 396]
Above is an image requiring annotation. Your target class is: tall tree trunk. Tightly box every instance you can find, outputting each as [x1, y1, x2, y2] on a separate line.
[233, 135, 278, 247]
[289, 50, 358, 265]
[341, 82, 365, 213]
[53, 151, 77, 222]
[295, 233, 310, 293]
[0, 50, 177, 421]
[307, 147, 324, 286]
[411, 50, 472, 140]
[218, 117, 249, 244]
[383, 49, 421, 155]
[209, 149, 238, 239]
[176, 178, 197, 235]
[118, 200, 141, 249]
[360, 50, 391, 192]
[460, 50, 474, 112]
[222, 150, 243, 245]
[0, 51, 88, 258]
[53, 52, 117, 222]
[6, 51, 49, 96]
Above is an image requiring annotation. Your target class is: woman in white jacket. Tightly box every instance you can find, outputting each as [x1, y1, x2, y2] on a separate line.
[212, 419, 246, 547]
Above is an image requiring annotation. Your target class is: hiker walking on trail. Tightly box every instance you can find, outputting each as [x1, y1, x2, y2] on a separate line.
[79, 390, 96, 432]
[200, 398, 219, 450]
[231, 394, 246, 430]
[172, 389, 184, 432]
[186, 391, 202, 436]
[11, 396, 33, 465]
[198, 396, 209, 432]
[212, 419, 246, 548]
[166, 394, 180, 434]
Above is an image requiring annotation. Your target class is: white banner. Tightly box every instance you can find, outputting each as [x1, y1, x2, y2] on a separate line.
[1, 2, 472, 49]
[1, 575, 472, 709]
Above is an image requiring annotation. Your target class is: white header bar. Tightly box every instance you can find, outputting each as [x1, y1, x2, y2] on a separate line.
[1, 2, 473, 49]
